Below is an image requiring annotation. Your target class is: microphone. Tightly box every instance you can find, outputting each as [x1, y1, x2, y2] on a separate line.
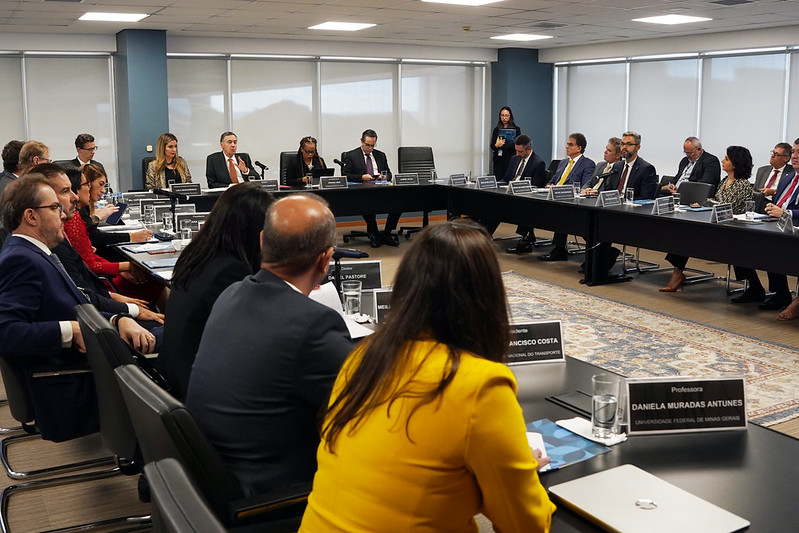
[596, 168, 620, 179]
[333, 159, 344, 168]
[152, 188, 189, 202]
[332, 246, 369, 260]
[254, 161, 268, 171]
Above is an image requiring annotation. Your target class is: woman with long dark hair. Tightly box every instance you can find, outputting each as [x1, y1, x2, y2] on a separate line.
[490, 106, 521, 181]
[300, 220, 554, 532]
[157, 182, 274, 399]
[286, 136, 326, 188]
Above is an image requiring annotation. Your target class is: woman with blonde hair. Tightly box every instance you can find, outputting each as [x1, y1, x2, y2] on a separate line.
[300, 220, 554, 533]
[145, 132, 192, 189]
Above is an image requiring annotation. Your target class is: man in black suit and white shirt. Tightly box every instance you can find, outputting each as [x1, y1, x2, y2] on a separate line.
[660, 136, 720, 197]
[70, 133, 105, 174]
[205, 131, 259, 189]
[753, 142, 794, 201]
[342, 129, 400, 247]
[0, 140, 23, 199]
[186, 193, 352, 497]
[501, 134, 546, 186]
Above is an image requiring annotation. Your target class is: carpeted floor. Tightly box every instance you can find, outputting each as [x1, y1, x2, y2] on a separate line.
[504, 271, 799, 426]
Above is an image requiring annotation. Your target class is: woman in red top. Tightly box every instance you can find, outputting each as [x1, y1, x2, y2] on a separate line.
[64, 164, 165, 308]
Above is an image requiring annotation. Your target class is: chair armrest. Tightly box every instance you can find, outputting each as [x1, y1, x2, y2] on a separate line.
[230, 481, 311, 525]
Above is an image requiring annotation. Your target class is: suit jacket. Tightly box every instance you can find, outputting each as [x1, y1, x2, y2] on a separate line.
[547, 155, 596, 187]
[205, 151, 258, 189]
[673, 151, 721, 190]
[773, 171, 799, 222]
[52, 240, 128, 316]
[145, 157, 192, 190]
[754, 164, 794, 193]
[158, 251, 253, 400]
[285, 153, 327, 188]
[342, 147, 391, 183]
[603, 157, 658, 200]
[70, 158, 106, 175]
[185, 269, 353, 497]
[501, 152, 546, 187]
[0, 236, 99, 442]
[586, 160, 618, 189]
[0, 170, 18, 200]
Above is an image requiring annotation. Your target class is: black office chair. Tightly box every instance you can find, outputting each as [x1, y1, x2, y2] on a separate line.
[115, 364, 309, 531]
[144, 458, 227, 533]
[142, 157, 155, 187]
[396, 146, 435, 239]
[340, 151, 399, 246]
[279, 151, 294, 187]
[544, 159, 560, 183]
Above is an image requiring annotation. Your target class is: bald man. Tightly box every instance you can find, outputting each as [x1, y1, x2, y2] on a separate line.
[186, 193, 353, 498]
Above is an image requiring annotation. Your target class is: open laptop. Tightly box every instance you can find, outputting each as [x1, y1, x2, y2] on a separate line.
[549, 464, 749, 533]
[311, 167, 335, 185]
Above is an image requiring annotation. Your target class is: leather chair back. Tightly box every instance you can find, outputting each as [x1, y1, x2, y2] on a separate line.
[279, 151, 295, 186]
[398, 146, 435, 180]
[142, 157, 155, 186]
[0, 356, 34, 429]
[677, 181, 714, 205]
[753, 191, 767, 214]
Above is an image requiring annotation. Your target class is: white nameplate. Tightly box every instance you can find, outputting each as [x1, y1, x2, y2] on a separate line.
[597, 190, 621, 207]
[508, 180, 533, 195]
[626, 376, 747, 435]
[251, 179, 279, 191]
[651, 196, 676, 215]
[320, 176, 348, 189]
[476, 175, 498, 189]
[393, 173, 419, 186]
[175, 212, 210, 232]
[548, 185, 576, 201]
[506, 321, 565, 365]
[449, 174, 468, 186]
[373, 288, 392, 323]
[710, 203, 733, 223]
[325, 260, 382, 290]
[777, 209, 795, 233]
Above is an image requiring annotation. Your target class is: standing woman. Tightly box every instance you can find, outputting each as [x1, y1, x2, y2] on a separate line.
[286, 136, 326, 188]
[490, 106, 521, 181]
[158, 182, 274, 400]
[300, 220, 554, 533]
[146, 132, 192, 190]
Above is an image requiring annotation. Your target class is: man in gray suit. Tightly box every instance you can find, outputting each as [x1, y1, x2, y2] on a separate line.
[186, 193, 352, 498]
[754, 142, 793, 201]
[584, 136, 622, 192]
[661, 136, 720, 197]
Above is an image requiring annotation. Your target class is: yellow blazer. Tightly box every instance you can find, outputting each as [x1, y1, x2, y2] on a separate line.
[300, 339, 555, 532]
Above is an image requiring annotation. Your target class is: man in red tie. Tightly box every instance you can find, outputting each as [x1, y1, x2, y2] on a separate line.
[732, 139, 799, 309]
[205, 132, 259, 189]
[754, 143, 794, 201]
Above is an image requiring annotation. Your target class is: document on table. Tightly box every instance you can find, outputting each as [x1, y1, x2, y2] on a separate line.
[309, 282, 373, 339]
[99, 220, 145, 232]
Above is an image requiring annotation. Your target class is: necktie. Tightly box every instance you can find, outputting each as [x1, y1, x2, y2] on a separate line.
[514, 158, 526, 180]
[50, 253, 89, 303]
[228, 158, 237, 183]
[765, 169, 779, 189]
[557, 159, 575, 185]
[617, 163, 630, 193]
[365, 154, 374, 176]
[776, 176, 799, 208]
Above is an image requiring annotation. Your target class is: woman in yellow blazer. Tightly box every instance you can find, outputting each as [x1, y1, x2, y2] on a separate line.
[145, 132, 192, 190]
[300, 220, 555, 533]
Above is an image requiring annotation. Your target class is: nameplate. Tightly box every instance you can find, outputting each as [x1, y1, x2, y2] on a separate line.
[449, 174, 468, 186]
[170, 183, 202, 197]
[710, 203, 733, 223]
[508, 180, 533, 195]
[325, 260, 382, 290]
[393, 173, 419, 186]
[506, 321, 565, 365]
[250, 179, 279, 192]
[476, 175, 498, 190]
[175, 212, 209, 231]
[373, 288, 392, 323]
[154, 204, 195, 224]
[139, 198, 172, 212]
[548, 185, 576, 201]
[320, 176, 348, 189]
[597, 190, 621, 207]
[122, 191, 157, 202]
[626, 377, 747, 435]
[776, 210, 795, 233]
[651, 196, 676, 215]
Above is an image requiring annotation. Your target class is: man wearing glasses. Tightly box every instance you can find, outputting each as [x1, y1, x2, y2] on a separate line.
[17, 140, 50, 175]
[71, 133, 105, 174]
[205, 131, 259, 189]
[754, 143, 794, 202]
[661, 136, 720, 197]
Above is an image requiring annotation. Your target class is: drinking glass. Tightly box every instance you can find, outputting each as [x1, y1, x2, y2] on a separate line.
[340, 280, 362, 317]
[162, 213, 174, 234]
[672, 192, 681, 207]
[625, 188, 635, 204]
[745, 200, 755, 220]
[592, 373, 620, 438]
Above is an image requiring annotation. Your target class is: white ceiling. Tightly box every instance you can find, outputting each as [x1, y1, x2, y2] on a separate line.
[1, 0, 798, 50]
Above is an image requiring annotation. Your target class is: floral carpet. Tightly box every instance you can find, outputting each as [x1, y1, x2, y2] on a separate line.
[503, 271, 799, 426]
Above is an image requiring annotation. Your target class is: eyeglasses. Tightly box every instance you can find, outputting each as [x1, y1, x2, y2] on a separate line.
[684, 147, 698, 156]
[79, 180, 90, 189]
[302, 149, 316, 155]
[80, 146, 99, 152]
[771, 150, 789, 157]
[30, 203, 63, 214]
[620, 142, 638, 147]
[37, 157, 51, 163]
[362, 142, 375, 148]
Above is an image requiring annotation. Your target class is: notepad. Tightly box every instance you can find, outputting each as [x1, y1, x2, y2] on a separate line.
[142, 258, 178, 269]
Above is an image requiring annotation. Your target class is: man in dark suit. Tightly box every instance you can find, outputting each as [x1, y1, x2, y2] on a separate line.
[70, 133, 105, 174]
[661, 136, 720, 197]
[342, 129, 400, 247]
[754, 142, 793, 201]
[534, 133, 596, 259]
[17, 140, 50, 176]
[0, 140, 23, 199]
[205, 131, 259, 189]
[584, 136, 622, 191]
[501, 134, 546, 186]
[733, 139, 799, 310]
[186, 193, 352, 498]
[0, 175, 156, 442]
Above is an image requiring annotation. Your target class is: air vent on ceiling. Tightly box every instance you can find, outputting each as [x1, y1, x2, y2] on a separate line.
[43, 0, 83, 3]
[530, 22, 567, 29]
[709, 0, 754, 6]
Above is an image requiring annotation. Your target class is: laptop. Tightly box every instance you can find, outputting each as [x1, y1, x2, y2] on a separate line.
[549, 464, 749, 533]
[311, 167, 335, 185]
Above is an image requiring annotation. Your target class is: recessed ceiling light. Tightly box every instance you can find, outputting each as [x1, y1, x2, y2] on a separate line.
[422, 0, 503, 5]
[79, 12, 149, 22]
[309, 21, 376, 32]
[491, 33, 553, 42]
[632, 15, 711, 25]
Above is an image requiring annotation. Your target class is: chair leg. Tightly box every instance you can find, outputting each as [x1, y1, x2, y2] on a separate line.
[0, 400, 24, 435]
[725, 264, 748, 294]
[0, 464, 151, 533]
[566, 235, 585, 256]
[1, 433, 116, 480]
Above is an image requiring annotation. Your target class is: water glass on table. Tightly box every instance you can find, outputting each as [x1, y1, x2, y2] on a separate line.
[340, 280, 362, 317]
[745, 200, 756, 220]
[162, 213, 174, 234]
[591, 373, 620, 438]
[625, 188, 635, 204]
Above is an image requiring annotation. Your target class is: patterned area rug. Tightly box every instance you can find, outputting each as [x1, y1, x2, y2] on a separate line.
[503, 271, 799, 426]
